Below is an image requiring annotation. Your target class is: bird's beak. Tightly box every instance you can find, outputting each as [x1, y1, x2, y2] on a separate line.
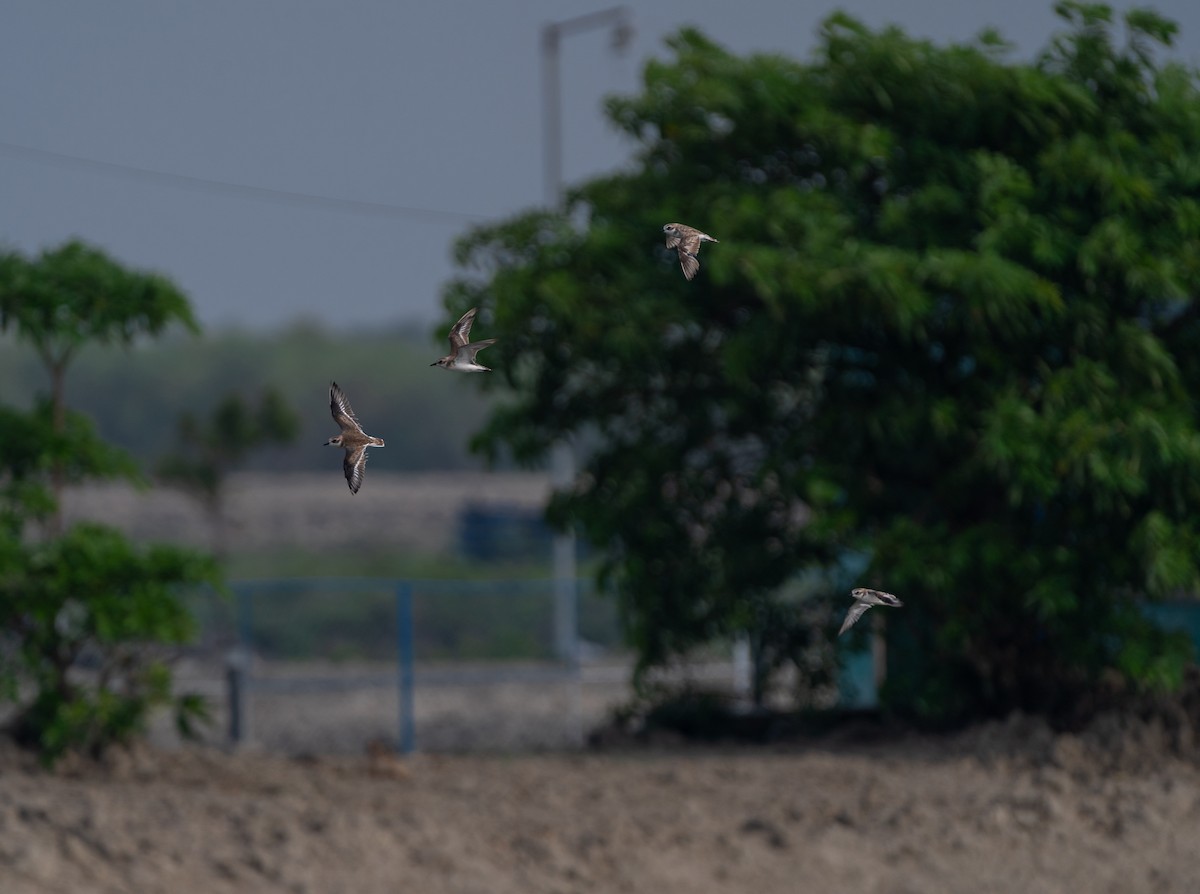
[322, 439, 332, 446]
[430, 361, 438, 366]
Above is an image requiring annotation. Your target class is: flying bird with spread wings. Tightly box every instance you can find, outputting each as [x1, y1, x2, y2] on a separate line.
[431, 307, 497, 372]
[323, 381, 385, 494]
[838, 587, 904, 636]
[662, 222, 719, 281]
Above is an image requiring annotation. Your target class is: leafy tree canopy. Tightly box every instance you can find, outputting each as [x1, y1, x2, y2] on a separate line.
[443, 3, 1200, 724]
[0, 400, 139, 536]
[0, 238, 197, 374]
[0, 238, 200, 532]
[0, 241, 221, 763]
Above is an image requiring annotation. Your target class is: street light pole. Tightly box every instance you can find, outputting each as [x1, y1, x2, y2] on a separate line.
[542, 6, 633, 208]
[541, 26, 562, 209]
[540, 7, 633, 668]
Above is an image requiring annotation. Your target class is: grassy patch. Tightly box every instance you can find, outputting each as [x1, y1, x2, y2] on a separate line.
[189, 548, 622, 662]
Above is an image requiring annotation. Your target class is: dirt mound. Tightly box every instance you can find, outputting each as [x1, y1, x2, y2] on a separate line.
[3, 727, 1200, 894]
[957, 667, 1200, 776]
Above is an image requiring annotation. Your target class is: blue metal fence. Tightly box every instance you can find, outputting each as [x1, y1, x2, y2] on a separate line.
[211, 581, 1200, 754]
[214, 577, 1200, 756]
[223, 577, 613, 754]
[216, 577, 894, 754]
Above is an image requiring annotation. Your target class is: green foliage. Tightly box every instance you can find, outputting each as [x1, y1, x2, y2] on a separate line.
[0, 238, 198, 426]
[0, 238, 198, 372]
[0, 401, 139, 535]
[0, 522, 222, 763]
[0, 239, 200, 534]
[0, 241, 224, 763]
[443, 6, 1200, 723]
[0, 321, 499, 473]
[157, 386, 301, 549]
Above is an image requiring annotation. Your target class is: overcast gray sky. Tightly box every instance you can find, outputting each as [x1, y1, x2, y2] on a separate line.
[3, 1, 1199, 332]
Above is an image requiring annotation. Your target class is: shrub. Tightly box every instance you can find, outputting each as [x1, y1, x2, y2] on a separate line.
[0, 523, 222, 763]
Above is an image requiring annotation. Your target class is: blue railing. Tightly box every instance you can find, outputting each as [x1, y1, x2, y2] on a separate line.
[229, 578, 419, 752]
[225, 577, 602, 754]
[218, 579, 1200, 755]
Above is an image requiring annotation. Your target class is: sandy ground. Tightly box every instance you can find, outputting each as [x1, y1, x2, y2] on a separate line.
[2, 713, 1200, 894]
[25, 476, 1200, 891]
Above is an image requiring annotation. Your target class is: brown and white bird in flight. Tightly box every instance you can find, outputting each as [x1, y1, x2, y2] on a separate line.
[663, 222, 719, 281]
[431, 307, 497, 372]
[838, 587, 903, 636]
[323, 381, 385, 494]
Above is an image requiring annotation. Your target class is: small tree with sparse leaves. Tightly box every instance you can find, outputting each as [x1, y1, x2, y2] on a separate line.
[157, 388, 301, 556]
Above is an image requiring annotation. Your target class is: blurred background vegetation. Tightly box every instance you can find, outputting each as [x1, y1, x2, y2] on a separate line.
[0, 320, 502, 474]
[7, 3, 1200, 762]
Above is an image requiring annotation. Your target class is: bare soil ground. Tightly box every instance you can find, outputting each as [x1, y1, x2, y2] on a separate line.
[26, 474, 1199, 891]
[3, 713, 1200, 894]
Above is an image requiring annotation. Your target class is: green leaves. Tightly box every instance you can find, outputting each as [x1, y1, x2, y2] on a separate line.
[0, 239, 202, 532]
[0, 240, 197, 384]
[0, 401, 139, 536]
[444, 6, 1200, 721]
[0, 523, 222, 763]
[0, 239, 197, 347]
[0, 241, 224, 764]
[157, 386, 301, 506]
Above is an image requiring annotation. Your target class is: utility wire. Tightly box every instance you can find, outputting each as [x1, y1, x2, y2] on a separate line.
[0, 139, 498, 226]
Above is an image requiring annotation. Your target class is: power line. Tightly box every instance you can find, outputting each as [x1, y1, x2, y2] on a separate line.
[0, 139, 498, 226]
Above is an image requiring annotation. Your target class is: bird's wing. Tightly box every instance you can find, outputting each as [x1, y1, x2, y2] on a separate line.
[679, 251, 700, 281]
[343, 446, 368, 494]
[680, 231, 702, 256]
[330, 382, 364, 434]
[838, 602, 871, 637]
[449, 308, 478, 350]
[459, 338, 497, 363]
[664, 231, 683, 250]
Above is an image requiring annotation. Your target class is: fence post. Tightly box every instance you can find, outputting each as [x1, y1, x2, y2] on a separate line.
[732, 635, 752, 701]
[552, 442, 577, 664]
[225, 648, 247, 745]
[566, 578, 584, 746]
[554, 566, 578, 664]
[227, 584, 254, 746]
[395, 582, 416, 754]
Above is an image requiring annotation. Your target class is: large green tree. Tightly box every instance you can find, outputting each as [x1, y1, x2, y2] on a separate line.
[0, 243, 220, 763]
[443, 3, 1200, 723]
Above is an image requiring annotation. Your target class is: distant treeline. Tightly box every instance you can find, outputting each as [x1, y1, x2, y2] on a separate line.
[0, 320, 505, 473]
